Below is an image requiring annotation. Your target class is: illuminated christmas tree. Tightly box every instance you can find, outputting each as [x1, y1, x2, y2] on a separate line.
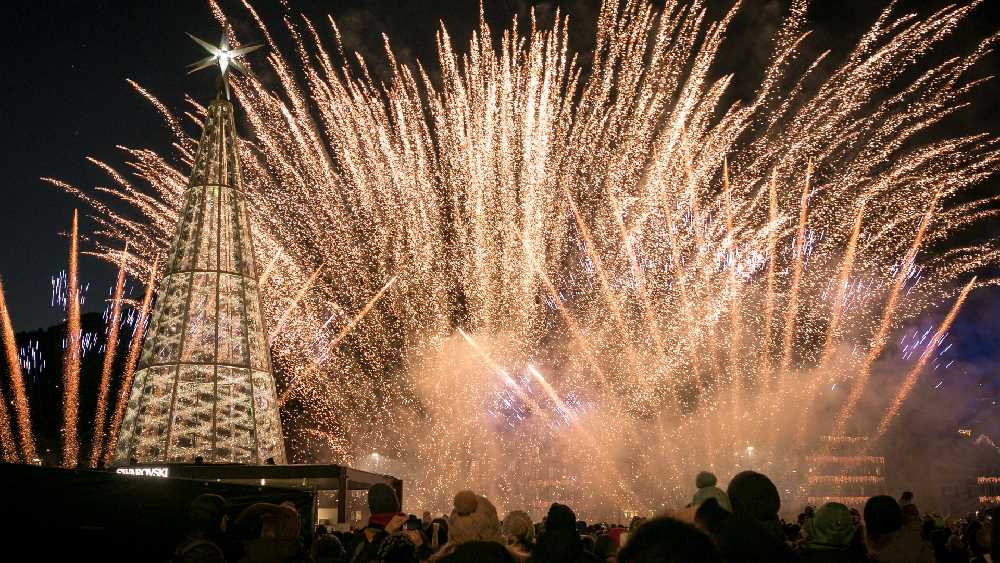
[113, 35, 286, 464]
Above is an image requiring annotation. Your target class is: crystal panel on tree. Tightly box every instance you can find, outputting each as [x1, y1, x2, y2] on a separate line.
[113, 95, 287, 465]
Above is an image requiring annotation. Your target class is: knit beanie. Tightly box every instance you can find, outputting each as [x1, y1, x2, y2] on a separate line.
[726, 471, 780, 522]
[449, 491, 501, 544]
[804, 502, 855, 550]
[863, 495, 902, 539]
[368, 483, 400, 514]
[502, 510, 534, 543]
[695, 471, 717, 489]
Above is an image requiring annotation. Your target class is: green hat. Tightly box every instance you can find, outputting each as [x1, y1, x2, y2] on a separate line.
[804, 502, 855, 551]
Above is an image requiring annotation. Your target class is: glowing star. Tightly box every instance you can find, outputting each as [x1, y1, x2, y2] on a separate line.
[186, 33, 261, 98]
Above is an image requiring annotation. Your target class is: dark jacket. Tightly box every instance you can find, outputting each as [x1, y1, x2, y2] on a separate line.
[798, 547, 866, 563]
[696, 498, 797, 563]
[529, 529, 601, 563]
[174, 536, 227, 563]
[347, 527, 390, 563]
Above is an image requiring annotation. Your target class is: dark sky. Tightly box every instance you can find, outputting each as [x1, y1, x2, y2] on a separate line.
[1, 0, 998, 334]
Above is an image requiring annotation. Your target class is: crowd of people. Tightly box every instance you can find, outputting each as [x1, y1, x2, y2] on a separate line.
[173, 470, 996, 563]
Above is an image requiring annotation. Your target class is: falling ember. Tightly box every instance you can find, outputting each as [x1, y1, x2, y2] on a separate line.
[871, 277, 977, 442]
[62, 210, 81, 468]
[0, 276, 37, 461]
[56, 0, 1000, 513]
[830, 190, 941, 439]
[88, 243, 129, 467]
[269, 262, 324, 344]
[104, 256, 158, 466]
[278, 275, 397, 404]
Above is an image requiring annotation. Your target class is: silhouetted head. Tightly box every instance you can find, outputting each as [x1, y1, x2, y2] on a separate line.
[864, 495, 903, 539]
[617, 516, 722, 563]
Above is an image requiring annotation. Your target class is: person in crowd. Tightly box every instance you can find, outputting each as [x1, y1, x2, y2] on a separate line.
[966, 511, 992, 563]
[433, 490, 512, 561]
[530, 503, 600, 563]
[862, 495, 934, 563]
[593, 534, 617, 563]
[898, 491, 914, 509]
[174, 493, 231, 563]
[311, 533, 344, 563]
[423, 511, 434, 533]
[606, 526, 627, 553]
[346, 483, 405, 563]
[616, 516, 722, 563]
[797, 502, 866, 563]
[232, 502, 304, 563]
[437, 541, 519, 563]
[695, 470, 797, 563]
[376, 532, 420, 563]
[428, 517, 449, 553]
[502, 510, 535, 554]
[691, 471, 732, 512]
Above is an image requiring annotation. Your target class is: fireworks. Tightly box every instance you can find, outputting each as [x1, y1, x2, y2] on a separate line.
[88, 244, 129, 467]
[0, 276, 37, 461]
[54, 0, 1000, 513]
[62, 210, 81, 468]
[104, 256, 158, 466]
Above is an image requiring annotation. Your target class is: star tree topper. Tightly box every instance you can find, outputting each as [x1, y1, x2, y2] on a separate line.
[186, 33, 262, 99]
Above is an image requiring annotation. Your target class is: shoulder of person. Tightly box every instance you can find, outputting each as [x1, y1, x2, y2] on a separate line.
[175, 538, 225, 563]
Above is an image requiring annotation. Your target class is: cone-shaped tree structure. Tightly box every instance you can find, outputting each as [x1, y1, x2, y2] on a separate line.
[113, 55, 285, 463]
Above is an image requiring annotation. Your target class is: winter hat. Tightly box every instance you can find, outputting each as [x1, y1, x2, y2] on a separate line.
[726, 471, 780, 522]
[233, 502, 300, 540]
[449, 491, 501, 544]
[695, 471, 717, 489]
[189, 493, 229, 532]
[502, 510, 534, 543]
[863, 495, 903, 539]
[804, 502, 855, 550]
[368, 483, 401, 514]
[545, 503, 577, 532]
[692, 486, 732, 513]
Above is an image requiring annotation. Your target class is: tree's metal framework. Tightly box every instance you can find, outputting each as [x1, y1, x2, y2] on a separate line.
[113, 95, 286, 464]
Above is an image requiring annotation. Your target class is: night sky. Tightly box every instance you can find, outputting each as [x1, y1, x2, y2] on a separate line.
[1, 0, 998, 374]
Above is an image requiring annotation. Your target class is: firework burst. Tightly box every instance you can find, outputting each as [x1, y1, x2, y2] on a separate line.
[54, 0, 1000, 514]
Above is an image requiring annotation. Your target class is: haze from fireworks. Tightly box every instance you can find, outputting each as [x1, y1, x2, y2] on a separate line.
[52, 0, 1000, 514]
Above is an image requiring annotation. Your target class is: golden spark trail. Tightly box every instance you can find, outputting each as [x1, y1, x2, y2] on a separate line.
[258, 248, 283, 287]
[104, 256, 158, 465]
[279, 275, 396, 404]
[766, 163, 813, 453]
[778, 161, 813, 383]
[724, 159, 742, 391]
[563, 187, 633, 357]
[794, 199, 866, 444]
[0, 278, 18, 462]
[269, 262, 324, 343]
[0, 276, 37, 461]
[62, 210, 81, 468]
[871, 276, 976, 443]
[521, 238, 612, 389]
[0, 380, 15, 462]
[88, 243, 128, 467]
[830, 191, 940, 438]
[758, 172, 779, 389]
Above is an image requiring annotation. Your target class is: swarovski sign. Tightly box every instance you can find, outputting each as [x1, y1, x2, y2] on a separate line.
[115, 466, 169, 478]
